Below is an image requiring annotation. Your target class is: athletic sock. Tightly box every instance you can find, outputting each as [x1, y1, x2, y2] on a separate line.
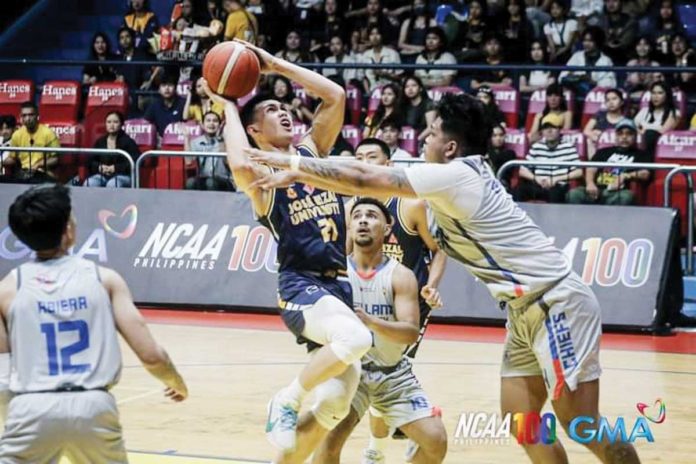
[368, 433, 389, 452]
[284, 377, 308, 407]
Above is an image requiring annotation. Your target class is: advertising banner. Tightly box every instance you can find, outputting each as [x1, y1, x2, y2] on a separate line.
[0, 185, 677, 329]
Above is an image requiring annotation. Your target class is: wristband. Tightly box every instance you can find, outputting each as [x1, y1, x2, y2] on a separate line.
[290, 155, 301, 172]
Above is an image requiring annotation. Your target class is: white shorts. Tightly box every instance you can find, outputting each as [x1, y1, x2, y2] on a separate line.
[0, 390, 127, 463]
[501, 272, 602, 400]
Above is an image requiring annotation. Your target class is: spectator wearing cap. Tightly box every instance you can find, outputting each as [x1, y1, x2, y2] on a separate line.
[144, 74, 186, 135]
[471, 36, 513, 91]
[378, 118, 413, 161]
[414, 27, 457, 89]
[559, 26, 617, 95]
[517, 113, 581, 203]
[568, 118, 652, 205]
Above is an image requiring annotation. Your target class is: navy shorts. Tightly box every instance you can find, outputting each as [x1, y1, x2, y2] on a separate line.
[277, 270, 353, 349]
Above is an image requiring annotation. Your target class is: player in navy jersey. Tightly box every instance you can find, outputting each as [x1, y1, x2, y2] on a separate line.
[347, 138, 446, 460]
[203, 39, 372, 463]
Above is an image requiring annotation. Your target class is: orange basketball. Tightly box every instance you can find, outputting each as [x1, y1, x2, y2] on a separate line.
[203, 41, 260, 99]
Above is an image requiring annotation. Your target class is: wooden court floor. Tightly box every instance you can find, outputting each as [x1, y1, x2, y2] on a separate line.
[100, 310, 696, 464]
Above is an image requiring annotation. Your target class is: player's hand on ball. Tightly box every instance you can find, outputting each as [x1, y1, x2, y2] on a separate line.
[232, 39, 276, 74]
[200, 78, 230, 106]
[421, 286, 443, 309]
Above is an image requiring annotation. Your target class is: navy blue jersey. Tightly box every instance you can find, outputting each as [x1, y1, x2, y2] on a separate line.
[382, 198, 430, 289]
[259, 145, 347, 274]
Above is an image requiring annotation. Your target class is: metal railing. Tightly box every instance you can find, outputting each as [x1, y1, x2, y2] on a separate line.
[664, 166, 696, 274]
[1, 146, 135, 186]
[135, 150, 227, 189]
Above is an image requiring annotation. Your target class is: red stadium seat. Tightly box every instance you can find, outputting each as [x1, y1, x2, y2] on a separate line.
[341, 125, 362, 148]
[648, 131, 696, 236]
[504, 128, 528, 159]
[44, 121, 82, 183]
[399, 126, 418, 156]
[427, 85, 463, 103]
[154, 121, 203, 189]
[581, 87, 628, 128]
[39, 80, 81, 123]
[124, 118, 158, 187]
[639, 89, 687, 127]
[367, 86, 384, 117]
[0, 80, 34, 120]
[525, 89, 575, 133]
[83, 82, 129, 148]
[346, 84, 362, 126]
[560, 130, 586, 160]
[493, 86, 520, 128]
[293, 122, 308, 145]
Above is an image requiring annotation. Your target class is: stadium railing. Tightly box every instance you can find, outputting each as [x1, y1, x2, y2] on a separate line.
[0, 146, 135, 186]
[497, 160, 693, 274]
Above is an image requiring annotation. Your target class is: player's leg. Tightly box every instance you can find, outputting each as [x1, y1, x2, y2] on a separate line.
[268, 294, 372, 450]
[399, 415, 448, 464]
[311, 408, 362, 464]
[540, 274, 639, 463]
[362, 409, 391, 462]
[501, 308, 569, 463]
[275, 360, 361, 464]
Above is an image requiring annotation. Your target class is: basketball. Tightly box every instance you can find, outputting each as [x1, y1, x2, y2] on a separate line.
[203, 41, 260, 99]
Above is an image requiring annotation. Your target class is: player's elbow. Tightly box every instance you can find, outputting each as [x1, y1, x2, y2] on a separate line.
[138, 345, 168, 369]
[404, 325, 420, 344]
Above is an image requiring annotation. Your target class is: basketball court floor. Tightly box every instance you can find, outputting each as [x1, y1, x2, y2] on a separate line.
[94, 310, 696, 463]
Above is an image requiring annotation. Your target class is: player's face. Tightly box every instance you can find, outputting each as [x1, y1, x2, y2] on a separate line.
[423, 117, 454, 163]
[355, 144, 389, 165]
[616, 128, 635, 148]
[350, 204, 389, 248]
[249, 100, 294, 146]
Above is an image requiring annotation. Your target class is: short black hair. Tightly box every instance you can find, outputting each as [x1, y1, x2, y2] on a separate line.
[202, 110, 221, 122]
[240, 92, 275, 129]
[117, 26, 136, 41]
[9, 184, 72, 252]
[0, 114, 16, 129]
[350, 197, 392, 225]
[356, 137, 391, 159]
[379, 117, 402, 132]
[160, 73, 178, 86]
[20, 101, 37, 112]
[436, 93, 491, 156]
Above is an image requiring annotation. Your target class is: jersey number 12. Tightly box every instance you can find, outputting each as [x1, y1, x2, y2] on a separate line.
[40, 321, 91, 376]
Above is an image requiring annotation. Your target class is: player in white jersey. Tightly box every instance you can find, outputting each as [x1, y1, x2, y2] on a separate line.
[247, 94, 641, 463]
[0, 184, 188, 463]
[313, 198, 447, 464]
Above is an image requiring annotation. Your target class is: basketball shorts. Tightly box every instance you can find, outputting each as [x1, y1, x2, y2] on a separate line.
[501, 272, 602, 400]
[0, 390, 127, 463]
[352, 358, 437, 429]
[277, 270, 354, 350]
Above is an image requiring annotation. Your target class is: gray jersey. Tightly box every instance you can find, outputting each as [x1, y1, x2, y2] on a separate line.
[405, 157, 572, 307]
[348, 257, 404, 367]
[8, 256, 122, 393]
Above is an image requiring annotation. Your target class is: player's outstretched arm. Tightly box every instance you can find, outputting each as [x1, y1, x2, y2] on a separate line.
[246, 148, 418, 199]
[355, 264, 420, 344]
[101, 267, 188, 402]
[201, 79, 270, 215]
[235, 39, 345, 157]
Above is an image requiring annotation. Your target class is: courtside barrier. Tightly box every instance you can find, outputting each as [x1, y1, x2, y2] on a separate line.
[0, 184, 679, 331]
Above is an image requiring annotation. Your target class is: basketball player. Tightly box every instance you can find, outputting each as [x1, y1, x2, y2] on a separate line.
[0, 184, 188, 463]
[348, 138, 446, 462]
[202, 39, 373, 463]
[247, 93, 641, 464]
[313, 198, 447, 464]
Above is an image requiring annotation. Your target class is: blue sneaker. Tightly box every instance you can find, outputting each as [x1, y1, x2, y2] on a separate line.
[265, 390, 299, 451]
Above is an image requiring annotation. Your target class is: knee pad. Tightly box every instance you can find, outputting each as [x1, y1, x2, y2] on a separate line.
[312, 362, 360, 430]
[330, 322, 372, 365]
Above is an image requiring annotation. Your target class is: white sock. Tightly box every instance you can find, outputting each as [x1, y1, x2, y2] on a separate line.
[368, 433, 388, 452]
[284, 378, 308, 406]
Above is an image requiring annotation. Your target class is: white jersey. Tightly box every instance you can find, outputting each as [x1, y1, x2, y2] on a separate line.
[405, 157, 572, 308]
[348, 257, 404, 367]
[8, 256, 122, 393]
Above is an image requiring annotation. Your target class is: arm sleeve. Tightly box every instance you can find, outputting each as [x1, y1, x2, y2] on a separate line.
[404, 162, 484, 220]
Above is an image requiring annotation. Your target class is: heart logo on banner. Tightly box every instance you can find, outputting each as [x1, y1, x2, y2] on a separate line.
[98, 205, 138, 239]
[636, 398, 666, 424]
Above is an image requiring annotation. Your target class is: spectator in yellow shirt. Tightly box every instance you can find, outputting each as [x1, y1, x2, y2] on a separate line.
[222, 0, 257, 43]
[123, 0, 160, 53]
[2, 102, 60, 182]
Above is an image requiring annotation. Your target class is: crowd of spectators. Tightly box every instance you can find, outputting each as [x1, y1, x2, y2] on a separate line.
[1, 0, 696, 199]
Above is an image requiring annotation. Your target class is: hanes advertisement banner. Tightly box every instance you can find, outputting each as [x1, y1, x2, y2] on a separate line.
[0, 185, 676, 329]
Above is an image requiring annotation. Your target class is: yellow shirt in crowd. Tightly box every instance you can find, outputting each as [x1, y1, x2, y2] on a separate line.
[10, 124, 60, 171]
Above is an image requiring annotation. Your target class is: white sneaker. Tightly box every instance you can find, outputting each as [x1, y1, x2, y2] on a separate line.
[405, 439, 419, 462]
[361, 448, 385, 464]
[265, 390, 299, 451]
